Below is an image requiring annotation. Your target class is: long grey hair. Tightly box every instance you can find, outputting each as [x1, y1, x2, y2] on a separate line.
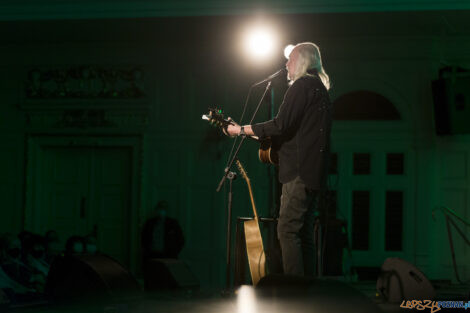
[291, 42, 330, 90]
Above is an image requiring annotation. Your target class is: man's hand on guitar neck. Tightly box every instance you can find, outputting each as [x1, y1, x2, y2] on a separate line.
[226, 117, 255, 137]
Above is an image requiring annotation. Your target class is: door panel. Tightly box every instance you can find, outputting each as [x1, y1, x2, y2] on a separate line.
[37, 146, 132, 267]
[91, 148, 131, 266]
[332, 147, 414, 267]
[42, 147, 89, 244]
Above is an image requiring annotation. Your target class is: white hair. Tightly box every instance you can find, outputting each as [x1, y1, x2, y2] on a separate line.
[291, 42, 330, 90]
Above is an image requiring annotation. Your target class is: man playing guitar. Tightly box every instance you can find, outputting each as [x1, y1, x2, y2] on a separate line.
[225, 42, 332, 277]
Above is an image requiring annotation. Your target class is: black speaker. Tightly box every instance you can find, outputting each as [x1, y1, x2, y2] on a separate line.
[256, 274, 381, 313]
[143, 258, 199, 290]
[376, 257, 435, 303]
[46, 254, 141, 303]
[432, 74, 470, 135]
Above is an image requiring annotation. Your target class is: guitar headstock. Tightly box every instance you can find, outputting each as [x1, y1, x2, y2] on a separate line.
[236, 159, 250, 182]
[202, 108, 231, 130]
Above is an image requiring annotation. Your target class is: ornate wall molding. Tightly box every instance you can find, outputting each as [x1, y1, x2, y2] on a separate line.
[20, 66, 150, 132]
[25, 109, 149, 131]
[24, 66, 145, 100]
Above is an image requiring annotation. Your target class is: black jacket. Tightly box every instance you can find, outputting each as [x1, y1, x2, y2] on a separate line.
[251, 74, 332, 190]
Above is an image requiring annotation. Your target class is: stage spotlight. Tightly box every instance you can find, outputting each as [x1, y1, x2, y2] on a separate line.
[244, 26, 276, 60]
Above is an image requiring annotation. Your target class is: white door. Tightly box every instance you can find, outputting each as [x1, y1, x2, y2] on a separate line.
[330, 141, 415, 269]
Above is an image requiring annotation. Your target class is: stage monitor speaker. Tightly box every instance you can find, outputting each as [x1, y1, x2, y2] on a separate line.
[376, 257, 435, 303]
[256, 274, 381, 313]
[432, 76, 470, 135]
[45, 254, 141, 303]
[143, 258, 199, 291]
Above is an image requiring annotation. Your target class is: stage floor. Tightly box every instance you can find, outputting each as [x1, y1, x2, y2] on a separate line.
[7, 279, 469, 313]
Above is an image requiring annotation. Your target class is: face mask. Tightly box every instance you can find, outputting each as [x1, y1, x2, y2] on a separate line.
[73, 242, 83, 253]
[7, 248, 20, 259]
[86, 244, 97, 254]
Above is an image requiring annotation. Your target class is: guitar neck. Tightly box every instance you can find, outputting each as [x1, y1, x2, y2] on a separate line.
[201, 114, 259, 140]
[235, 159, 260, 220]
[244, 176, 259, 220]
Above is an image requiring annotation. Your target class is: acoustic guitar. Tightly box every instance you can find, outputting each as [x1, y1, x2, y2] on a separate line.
[202, 108, 278, 165]
[235, 159, 266, 285]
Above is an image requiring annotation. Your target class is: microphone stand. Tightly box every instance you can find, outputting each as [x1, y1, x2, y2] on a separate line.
[223, 170, 236, 293]
[217, 81, 273, 291]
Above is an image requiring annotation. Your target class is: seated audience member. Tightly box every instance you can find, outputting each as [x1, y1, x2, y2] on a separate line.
[84, 235, 98, 255]
[17, 231, 33, 251]
[64, 236, 85, 256]
[0, 265, 35, 300]
[141, 200, 185, 260]
[22, 235, 49, 277]
[0, 234, 35, 296]
[0, 234, 43, 293]
[44, 230, 62, 264]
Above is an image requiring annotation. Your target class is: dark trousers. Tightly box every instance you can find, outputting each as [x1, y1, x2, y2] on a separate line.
[277, 176, 318, 276]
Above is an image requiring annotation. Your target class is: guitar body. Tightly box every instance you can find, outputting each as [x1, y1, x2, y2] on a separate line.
[236, 160, 267, 286]
[244, 219, 266, 286]
[258, 138, 279, 165]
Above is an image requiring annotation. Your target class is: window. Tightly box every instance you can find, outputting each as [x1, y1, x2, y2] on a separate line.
[354, 153, 370, 175]
[352, 191, 370, 250]
[385, 191, 403, 251]
[387, 153, 404, 175]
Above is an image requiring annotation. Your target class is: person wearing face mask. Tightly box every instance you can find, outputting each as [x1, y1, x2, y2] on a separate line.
[0, 234, 39, 292]
[225, 42, 332, 277]
[64, 236, 86, 256]
[141, 201, 185, 260]
[44, 235, 85, 300]
[44, 230, 63, 264]
[23, 235, 49, 278]
[84, 235, 98, 255]
[0, 234, 37, 302]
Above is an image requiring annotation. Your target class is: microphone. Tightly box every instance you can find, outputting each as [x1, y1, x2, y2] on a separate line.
[252, 68, 286, 86]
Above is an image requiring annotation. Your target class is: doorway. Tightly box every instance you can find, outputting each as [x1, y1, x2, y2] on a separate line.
[25, 136, 141, 270]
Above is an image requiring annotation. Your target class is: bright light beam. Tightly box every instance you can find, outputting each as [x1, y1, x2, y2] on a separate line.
[244, 26, 276, 60]
[236, 285, 257, 313]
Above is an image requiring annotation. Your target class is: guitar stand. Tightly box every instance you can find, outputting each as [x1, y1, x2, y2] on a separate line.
[234, 217, 278, 287]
